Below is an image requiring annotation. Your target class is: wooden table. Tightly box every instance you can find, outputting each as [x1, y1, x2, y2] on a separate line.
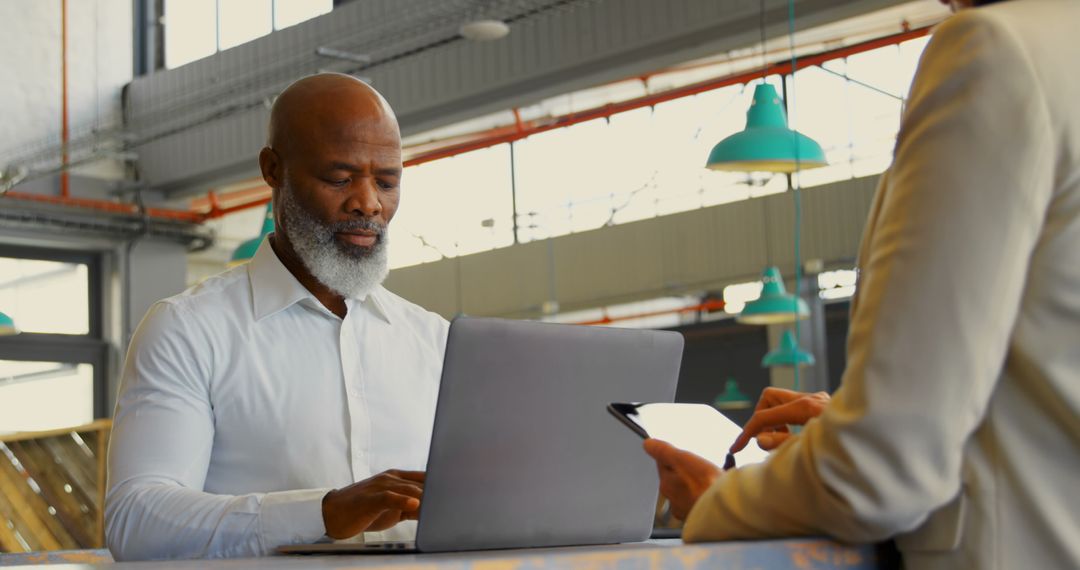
[0, 538, 895, 568]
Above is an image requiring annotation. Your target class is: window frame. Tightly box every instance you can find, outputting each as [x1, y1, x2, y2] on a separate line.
[0, 245, 109, 421]
[155, 0, 335, 70]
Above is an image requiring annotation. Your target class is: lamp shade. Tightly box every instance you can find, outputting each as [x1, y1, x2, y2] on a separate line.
[706, 84, 827, 173]
[0, 310, 18, 336]
[737, 266, 809, 325]
[713, 378, 752, 410]
[229, 203, 274, 267]
[762, 330, 815, 368]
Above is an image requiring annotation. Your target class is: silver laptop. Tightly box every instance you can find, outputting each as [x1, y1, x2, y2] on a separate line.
[280, 316, 684, 554]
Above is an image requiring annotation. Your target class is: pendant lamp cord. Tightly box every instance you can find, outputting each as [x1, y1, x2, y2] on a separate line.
[787, 0, 804, 393]
[759, 0, 768, 82]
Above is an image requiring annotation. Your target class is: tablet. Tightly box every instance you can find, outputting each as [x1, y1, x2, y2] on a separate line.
[608, 402, 770, 468]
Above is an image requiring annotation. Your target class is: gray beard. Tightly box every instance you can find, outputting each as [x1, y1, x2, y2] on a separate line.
[276, 189, 389, 299]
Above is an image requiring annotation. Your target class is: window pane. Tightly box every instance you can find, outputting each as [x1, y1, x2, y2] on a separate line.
[390, 144, 515, 269]
[274, 0, 332, 30]
[0, 362, 94, 433]
[0, 258, 89, 335]
[164, 0, 217, 68]
[515, 110, 662, 240]
[219, 0, 272, 51]
[513, 78, 786, 242]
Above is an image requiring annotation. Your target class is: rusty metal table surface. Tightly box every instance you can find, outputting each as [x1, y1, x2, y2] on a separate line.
[0, 538, 891, 569]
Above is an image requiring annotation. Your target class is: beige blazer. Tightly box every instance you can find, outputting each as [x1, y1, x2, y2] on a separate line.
[682, 1, 1080, 568]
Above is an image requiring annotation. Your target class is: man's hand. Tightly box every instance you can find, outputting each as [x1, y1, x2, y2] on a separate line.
[643, 439, 721, 521]
[321, 470, 425, 539]
[730, 387, 831, 453]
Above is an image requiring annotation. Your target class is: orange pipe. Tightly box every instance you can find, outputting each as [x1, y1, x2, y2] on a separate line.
[213, 196, 271, 217]
[189, 184, 270, 212]
[3, 191, 204, 222]
[574, 299, 726, 326]
[60, 0, 70, 198]
[206, 191, 221, 215]
[512, 108, 525, 134]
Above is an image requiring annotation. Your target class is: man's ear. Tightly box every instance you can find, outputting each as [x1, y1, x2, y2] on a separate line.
[259, 147, 282, 188]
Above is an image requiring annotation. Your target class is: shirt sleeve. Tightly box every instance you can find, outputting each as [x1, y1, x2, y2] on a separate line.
[683, 10, 1055, 542]
[104, 301, 331, 560]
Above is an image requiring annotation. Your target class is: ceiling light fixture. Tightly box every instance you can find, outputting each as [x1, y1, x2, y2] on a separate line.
[704, 0, 826, 173]
[0, 311, 19, 336]
[736, 266, 809, 325]
[713, 378, 753, 410]
[229, 203, 274, 267]
[761, 330, 815, 367]
[705, 83, 827, 172]
[460, 20, 510, 41]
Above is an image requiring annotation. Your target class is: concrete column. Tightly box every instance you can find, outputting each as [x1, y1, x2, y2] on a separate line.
[799, 269, 831, 394]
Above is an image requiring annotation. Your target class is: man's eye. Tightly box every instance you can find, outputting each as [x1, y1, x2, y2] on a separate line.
[326, 178, 350, 187]
[377, 180, 398, 190]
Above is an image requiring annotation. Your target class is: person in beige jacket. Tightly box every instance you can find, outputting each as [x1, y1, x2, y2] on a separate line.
[644, 0, 1080, 568]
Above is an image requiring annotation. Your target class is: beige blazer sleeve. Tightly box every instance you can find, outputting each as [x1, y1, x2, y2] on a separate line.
[682, 8, 1056, 543]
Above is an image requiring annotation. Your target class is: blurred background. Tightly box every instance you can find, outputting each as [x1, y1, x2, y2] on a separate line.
[0, 0, 948, 553]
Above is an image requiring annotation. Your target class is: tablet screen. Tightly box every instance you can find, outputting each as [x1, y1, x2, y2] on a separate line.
[609, 402, 770, 468]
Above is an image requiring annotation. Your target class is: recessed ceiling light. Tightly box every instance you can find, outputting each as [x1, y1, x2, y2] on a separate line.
[460, 20, 510, 41]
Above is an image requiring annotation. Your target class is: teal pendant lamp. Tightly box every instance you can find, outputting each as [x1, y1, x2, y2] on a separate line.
[229, 202, 274, 267]
[762, 330, 815, 367]
[737, 266, 808, 325]
[0, 310, 18, 336]
[713, 378, 753, 410]
[706, 83, 827, 173]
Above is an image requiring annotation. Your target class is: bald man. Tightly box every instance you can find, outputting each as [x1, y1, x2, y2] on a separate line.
[105, 74, 450, 560]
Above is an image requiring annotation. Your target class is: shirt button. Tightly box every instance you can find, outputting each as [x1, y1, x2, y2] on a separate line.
[348, 388, 360, 398]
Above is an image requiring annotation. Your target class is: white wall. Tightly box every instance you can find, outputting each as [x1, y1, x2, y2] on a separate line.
[0, 0, 132, 182]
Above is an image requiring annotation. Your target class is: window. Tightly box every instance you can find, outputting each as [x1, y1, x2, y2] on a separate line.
[217, 0, 273, 51]
[0, 247, 107, 433]
[389, 144, 515, 269]
[818, 268, 858, 300]
[0, 362, 94, 433]
[164, 0, 333, 69]
[0, 258, 91, 335]
[791, 37, 931, 187]
[388, 37, 931, 271]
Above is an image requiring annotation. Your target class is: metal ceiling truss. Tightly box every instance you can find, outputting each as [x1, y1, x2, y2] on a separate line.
[0, 200, 213, 252]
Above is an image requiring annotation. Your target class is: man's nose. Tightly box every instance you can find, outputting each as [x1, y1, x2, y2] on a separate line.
[345, 178, 382, 217]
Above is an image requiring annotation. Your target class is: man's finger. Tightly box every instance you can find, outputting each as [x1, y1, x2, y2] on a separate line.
[394, 470, 426, 483]
[376, 491, 421, 512]
[643, 438, 677, 464]
[657, 477, 681, 502]
[645, 439, 718, 481]
[754, 386, 802, 412]
[756, 431, 792, 450]
[731, 398, 819, 453]
[669, 501, 690, 521]
[382, 481, 424, 499]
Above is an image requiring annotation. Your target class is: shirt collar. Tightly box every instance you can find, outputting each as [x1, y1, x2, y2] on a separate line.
[248, 236, 392, 324]
[363, 286, 393, 324]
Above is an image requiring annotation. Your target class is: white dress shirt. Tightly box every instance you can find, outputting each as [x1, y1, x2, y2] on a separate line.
[105, 238, 449, 560]
[683, 2, 1080, 569]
